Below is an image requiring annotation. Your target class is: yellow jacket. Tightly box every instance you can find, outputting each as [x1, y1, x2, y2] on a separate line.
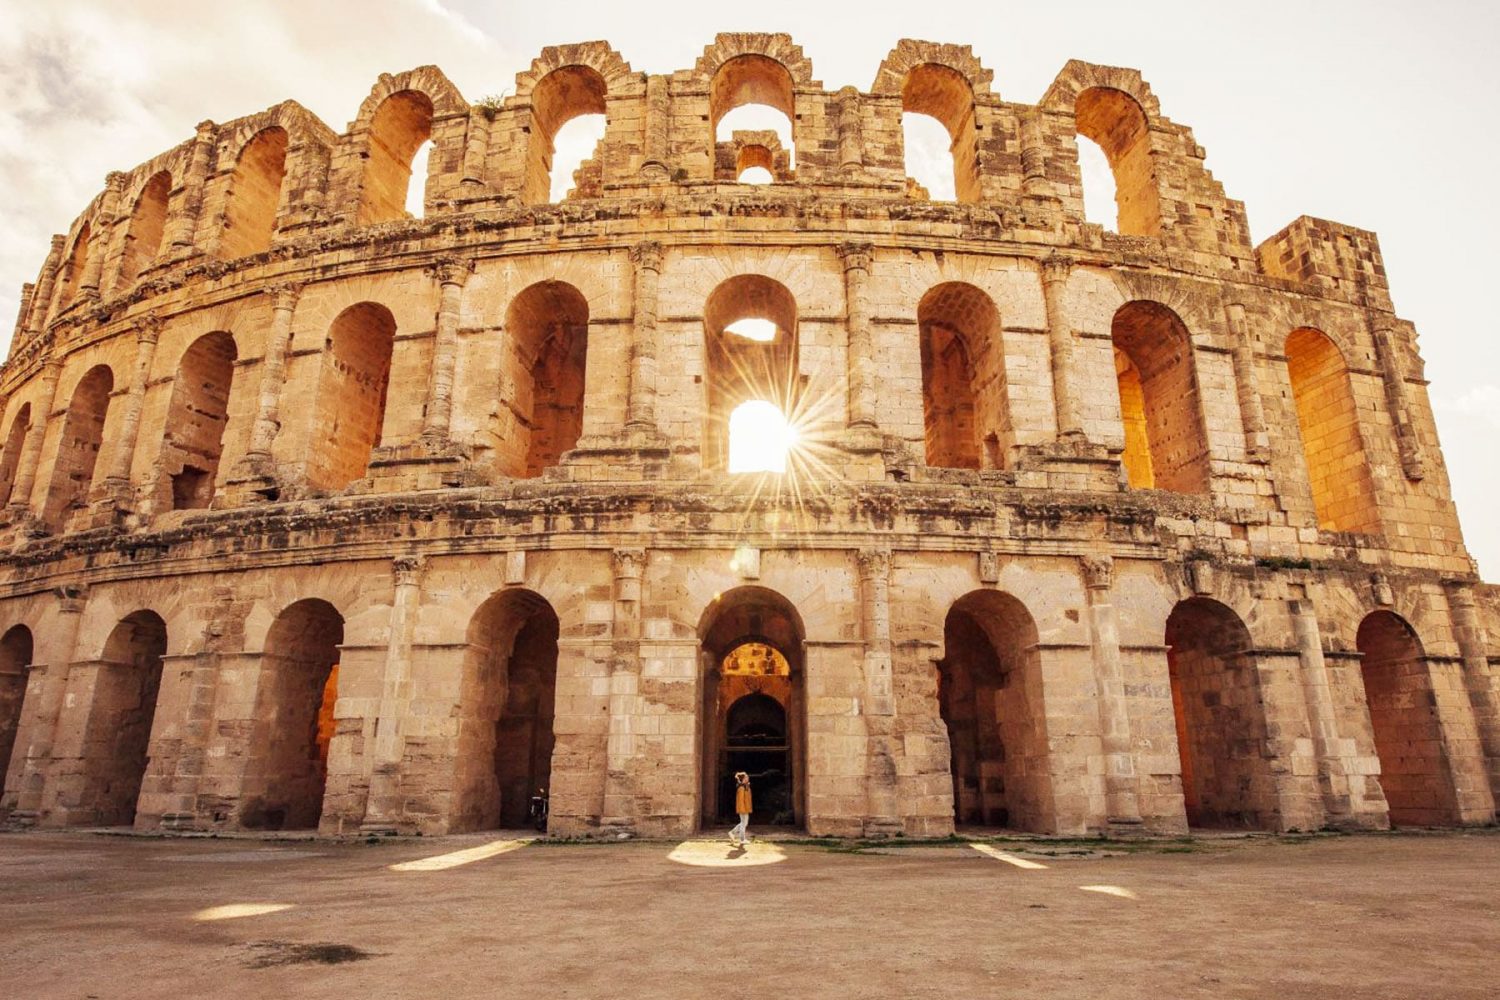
[735, 783, 753, 815]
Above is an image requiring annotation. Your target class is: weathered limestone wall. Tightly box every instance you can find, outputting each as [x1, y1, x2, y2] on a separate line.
[0, 35, 1493, 839]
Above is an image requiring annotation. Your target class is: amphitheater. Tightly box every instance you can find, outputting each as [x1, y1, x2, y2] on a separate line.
[0, 34, 1496, 840]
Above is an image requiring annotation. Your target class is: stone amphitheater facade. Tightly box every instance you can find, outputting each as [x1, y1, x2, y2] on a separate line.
[0, 34, 1496, 839]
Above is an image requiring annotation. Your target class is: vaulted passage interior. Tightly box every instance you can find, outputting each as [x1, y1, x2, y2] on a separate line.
[1356, 611, 1460, 826]
[0, 624, 32, 786]
[525, 66, 609, 204]
[118, 171, 172, 289]
[699, 586, 806, 828]
[358, 90, 434, 224]
[55, 225, 90, 308]
[457, 589, 559, 830]
[900, 63, 981, 203]
[710, 55, 797, 177]
[504, 282, 589, 478]
[43, 365, 113, 529]
[1166, 598, 1277, 830]
[1285, 327, 1381, 534]
[309, 302, 395, 491]
[938, 590, 1046, 831]
[0, 404, 31, 507]
[79, 611, 166, 827]
[158, 331, 237, 510]
[1112, 301, 1210, 493]
[703, 274, 799, 473]
[919, 281, 1009, 469]
[1074, 86, 1160, 237]
[241, 598, 341, 830]
[220, 126, 288, 258]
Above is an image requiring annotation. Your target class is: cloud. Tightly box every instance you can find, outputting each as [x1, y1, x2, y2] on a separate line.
[1434, 385, 1500, 429]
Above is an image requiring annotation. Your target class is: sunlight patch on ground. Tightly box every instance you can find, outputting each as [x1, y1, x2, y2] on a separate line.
[668, 839, 787, 868]
[388, 838, 531, 872]
[1079, 884, 1138, 899]
[193, 902, 295, 922]
[970, 843, 1049, 869]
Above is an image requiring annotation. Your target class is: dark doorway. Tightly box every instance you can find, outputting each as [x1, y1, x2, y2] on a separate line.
[721, 692, 791, 824]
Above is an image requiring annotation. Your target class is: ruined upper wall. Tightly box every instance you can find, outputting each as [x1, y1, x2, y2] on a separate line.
[10, 36, 1385, 364]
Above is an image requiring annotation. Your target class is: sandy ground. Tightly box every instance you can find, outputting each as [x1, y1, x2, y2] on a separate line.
[1, 828, 1497, 999]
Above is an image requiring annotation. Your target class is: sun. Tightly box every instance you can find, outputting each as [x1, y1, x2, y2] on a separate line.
[727, 400, 798, 474]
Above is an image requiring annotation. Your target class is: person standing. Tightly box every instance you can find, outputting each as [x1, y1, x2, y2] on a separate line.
[729, 771, 752, 846]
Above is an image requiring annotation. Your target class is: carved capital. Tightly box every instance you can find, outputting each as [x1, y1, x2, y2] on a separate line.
[612, 547, 645, 580]
[1040, 253, 1073, 284]
[132, 311, 162, 345]
[629, 240, 664, 273]
[978, 550, 1000, 584]
[1081, 554, 1114, 591]
[857, 547, 890, 579]
[266, 282, 303, 313]
[1186, 559, 1215, 597]
[54, 583, 88, 614]
[837, 242, 874, 273]
[430, 256, 473, 288]
[393, 555, 425, 587]
[1371, 572, 1394, 608]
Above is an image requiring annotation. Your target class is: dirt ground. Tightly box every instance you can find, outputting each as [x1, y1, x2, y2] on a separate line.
[1, 828, 1497, 1000]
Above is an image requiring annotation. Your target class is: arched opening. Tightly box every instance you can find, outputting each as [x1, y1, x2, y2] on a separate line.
[901, 63, 981, 203]
[220, 127, 288, 258]
[0, 403, 32, 508]
[1285, 328, 1381, 534]
[1356, 611, 1459, 827]
[1075, 131, 1117, 229]
[525, 65, 609, 204]
[118, 171, 171, 288]
[1075, 87, 1160, 237]
[55, 225, 90, 309]
[458, 589, 559, 831]
[357, 90, 435, 225]
[241, 598, 342, 830]
[703, 274, 799, 473]
[0, 624, 33, 786]
[1166, 598, 1277, 830]
[81, 611, 166, 826]
[405, 140, 434, 218]
[309, 302, 395, 492]
[711, 55, 797, 176]
[158, 331, 236, 510]
[699, 587, 806, 829]
[504, 282, 589, 478]
[1112, 301, 1210, 493]
[938, 590, 1046, 830]
[919, 282, 1009, 469]
[43, 365, 114, 530]
[735, 143, 775, 185]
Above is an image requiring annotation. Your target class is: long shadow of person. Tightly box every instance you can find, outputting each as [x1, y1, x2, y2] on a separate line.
[726, 844, 748, 859]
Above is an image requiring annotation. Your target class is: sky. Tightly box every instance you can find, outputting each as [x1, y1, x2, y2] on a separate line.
[2, 0, 1497, 577]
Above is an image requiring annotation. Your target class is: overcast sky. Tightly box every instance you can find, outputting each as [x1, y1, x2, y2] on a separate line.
[3, 0, 1496, 578]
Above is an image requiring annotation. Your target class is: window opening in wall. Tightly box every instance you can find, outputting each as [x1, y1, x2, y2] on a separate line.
[703, 274, 801, 474]
[725, 317, 776, 342]
[56, 226, 90, 309]
[0, 403, 32, 507]
[1074, 86, 1160, 237]
[900, 63, 980, 203]
[902, 111, 956, 200]
[221, 127, 287, 258]
[549, 115, 607, 201]
[711, 55, 798, 184]
[728, 400, 797, 474]
[405, 139, 434, 218]
[118, 171, 171, 288]
[717, 105, 795, 169]
[358, 90, 434, 225]
[1075, 133, 1117, 229]
[527, 65, 609, 205]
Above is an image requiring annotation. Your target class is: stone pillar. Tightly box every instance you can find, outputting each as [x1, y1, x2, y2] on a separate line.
[24, 236, 66, 337]
[1289, 598, 1356, 825]
[10, 286, 33, 349]
[361, 556, 424, 833]
[602, 547, 645, 830]
[1020, 110, 1050, 198]
[165, 120, 218, 257]
[640, 76, 670, 182]
[1224, 303, 1269, 459]
[1041, 254, 1083, 440]
[857, 548, 901, 835]
[79, 173, 125, 298]
[6, 585, 88, 823]
[1080, 556, 1143, 830]
[240, 283, 301, 474]
[625, 242, 665, 441]
[838, 243, 881, 447]
[1445, 581, 1500, 804]
[421, 258, 470, 443]
[837, 87, 863, 171]
[461, 109, 490, 189]
[6, 358, 63, 520]
[1368, 316, 1426, 481]
[93, 313, 161, 509]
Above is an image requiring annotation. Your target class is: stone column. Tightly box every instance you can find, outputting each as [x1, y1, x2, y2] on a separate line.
[1289, 598, 1355, 825]
[857, 548, 901, 835]
[1080, 556, 1143, 829]
[421, 258, 470, 443]
[838, 243, 880, 444]
[640, 76, 670, 182]
[625, 242, 664, 440]
[6, 585, 88, 823]
[1224, 303, 1269, 459]
[1041, 254, 1084, 440]
[1368, 316, 1426, 481]
[6, 358, 63, 519]
[24, 236, 66, 337]
[1020, 110, 1051, 198]
[1445, 581, 1500, 804]
[79, 173, 125, 298]
[165, 120, 218, 257]
[241, 283, 301, 472]
[9, 287, 32, 348]
[837, 87, 863, 171]
[94, 313, 161, 508]
[361, 556, 424, 833]
[602, 547, 645, 830]
[461, 109, 491, 189]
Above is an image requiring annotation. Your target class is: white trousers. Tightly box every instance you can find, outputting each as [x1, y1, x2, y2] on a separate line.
[730, 813, 750, 843]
